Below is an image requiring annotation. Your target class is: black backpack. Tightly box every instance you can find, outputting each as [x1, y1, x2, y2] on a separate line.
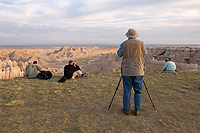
[37, 71, 52, 80]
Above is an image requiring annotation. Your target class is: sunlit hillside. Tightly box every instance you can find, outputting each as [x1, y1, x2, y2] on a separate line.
[0, 70, 199, 132]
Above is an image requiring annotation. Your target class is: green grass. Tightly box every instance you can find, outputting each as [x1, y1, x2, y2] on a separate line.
[0, 70, 200, 132]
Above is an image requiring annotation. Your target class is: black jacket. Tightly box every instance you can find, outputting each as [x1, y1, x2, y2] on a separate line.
[64, 64, 80, 79]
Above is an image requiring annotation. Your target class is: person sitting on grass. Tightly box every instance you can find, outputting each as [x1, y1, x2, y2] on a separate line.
[58, 60, 85, 82]
[162, 58, 176, 73]
[23, 61, 41, 79]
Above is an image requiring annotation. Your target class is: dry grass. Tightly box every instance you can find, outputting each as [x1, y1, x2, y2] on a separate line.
[0, 70, 200, 132]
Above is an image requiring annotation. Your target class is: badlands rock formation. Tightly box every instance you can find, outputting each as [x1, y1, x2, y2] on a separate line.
[0, 60, 27, 79]
[0, 46, 58, 79]
[81, 46, 200, 73]
[145, 46, 200, 71]
[147, 46, 200, 64]
[0, 46, 118, 79]
[0, 45, 199, 79]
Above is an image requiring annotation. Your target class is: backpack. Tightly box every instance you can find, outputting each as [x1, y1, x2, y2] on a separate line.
[37, 71, 52, 80]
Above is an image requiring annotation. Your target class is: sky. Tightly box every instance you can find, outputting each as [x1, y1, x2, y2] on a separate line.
[0, 0, 200, 46]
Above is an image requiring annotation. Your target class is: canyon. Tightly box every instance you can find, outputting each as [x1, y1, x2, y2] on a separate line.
[0, 45, 199, 79]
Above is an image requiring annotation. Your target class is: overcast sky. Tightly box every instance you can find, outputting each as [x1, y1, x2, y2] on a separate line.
[0, 0, 200, 46]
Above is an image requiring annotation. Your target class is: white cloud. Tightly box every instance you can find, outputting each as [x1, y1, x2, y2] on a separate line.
[0, 0, 200, 45]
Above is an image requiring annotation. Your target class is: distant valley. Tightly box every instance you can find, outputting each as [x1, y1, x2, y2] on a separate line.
[0, 45, 200, 79]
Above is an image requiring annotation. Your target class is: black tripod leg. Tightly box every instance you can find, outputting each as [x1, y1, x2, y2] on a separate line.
[108, 76, 122, 110]
[143, 80, 156, 110]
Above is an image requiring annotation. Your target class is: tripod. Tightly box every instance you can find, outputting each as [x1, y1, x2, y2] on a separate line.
[108, 76, 122, 110]
[108, 76, 156, 110]
[143, 80, 156, 110]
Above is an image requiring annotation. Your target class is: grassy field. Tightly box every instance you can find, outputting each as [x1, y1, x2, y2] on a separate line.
[0, 70, 200, 132]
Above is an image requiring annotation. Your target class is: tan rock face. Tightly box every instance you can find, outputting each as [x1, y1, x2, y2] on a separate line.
[144, 46, 200, 71]
[0, 45, 199, 79]
[81, 46, 200, 73]
[148, 46, 200, 65]
[0, 60, 24, 79]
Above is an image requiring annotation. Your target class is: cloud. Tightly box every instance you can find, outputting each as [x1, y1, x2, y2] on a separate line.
[0, 0, 200, 45]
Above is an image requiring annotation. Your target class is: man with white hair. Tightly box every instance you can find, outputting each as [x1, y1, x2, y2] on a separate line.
[117, 29, 147, 116]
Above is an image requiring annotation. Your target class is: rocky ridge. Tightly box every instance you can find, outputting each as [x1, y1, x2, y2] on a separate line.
[81, 46, 200, 73]
[0, 46, 199, 79]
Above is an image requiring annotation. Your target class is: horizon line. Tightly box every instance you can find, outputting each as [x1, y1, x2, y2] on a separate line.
[0, 43, 200, 47]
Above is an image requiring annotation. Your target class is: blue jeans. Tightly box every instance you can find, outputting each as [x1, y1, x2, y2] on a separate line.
[122, 76, 143, 111]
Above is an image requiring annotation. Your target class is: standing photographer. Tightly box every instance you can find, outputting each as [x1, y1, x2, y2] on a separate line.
[117, 28, 147, 116]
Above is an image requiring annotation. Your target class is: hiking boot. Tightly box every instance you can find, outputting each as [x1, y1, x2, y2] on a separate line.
[123, 109, 130, 116]
[133, 109, 140, 116]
